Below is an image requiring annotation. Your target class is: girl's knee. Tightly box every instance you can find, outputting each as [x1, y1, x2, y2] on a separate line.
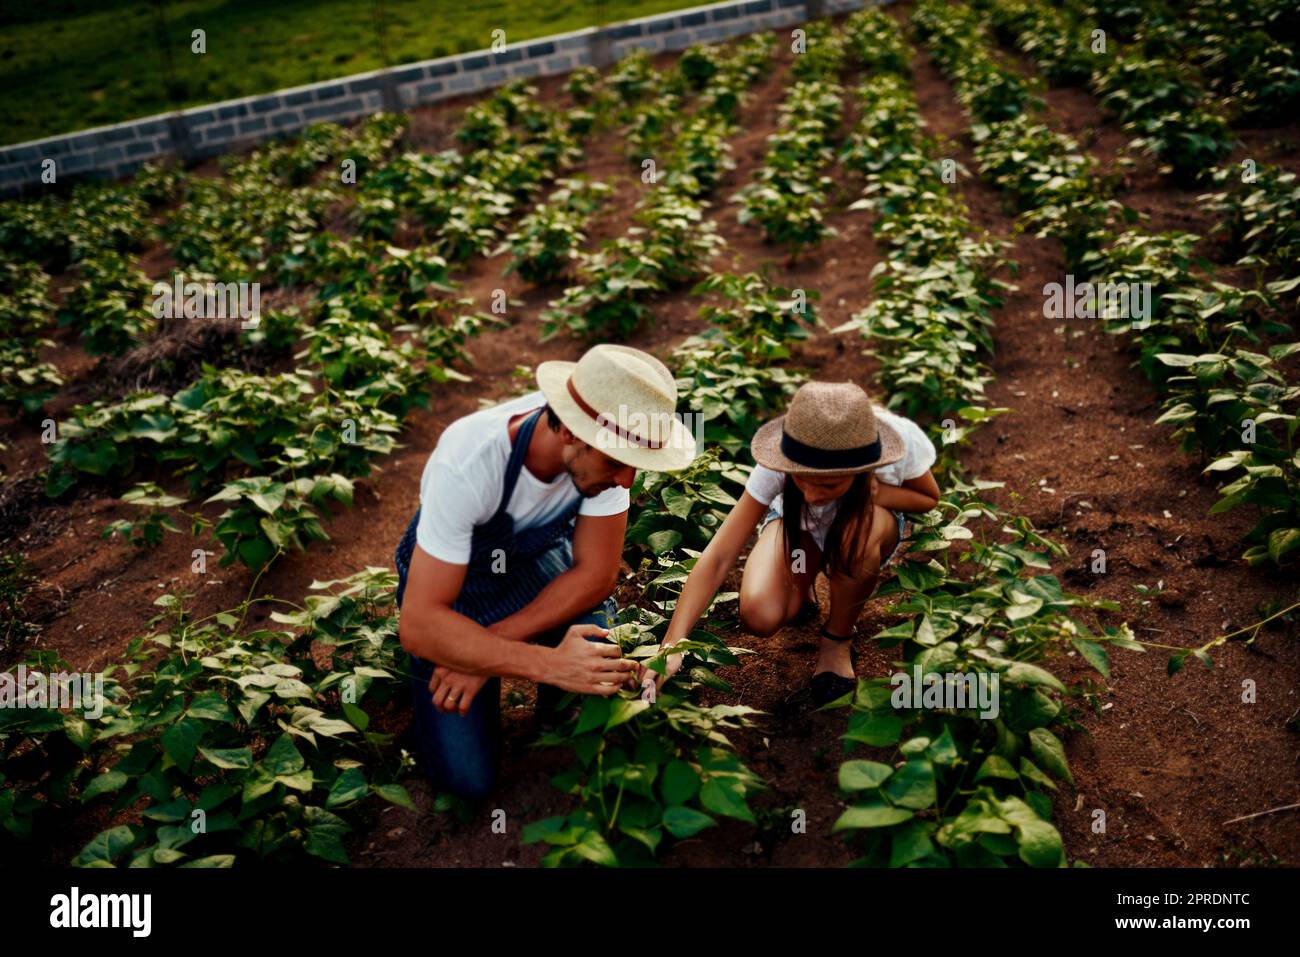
[739, 597, 786, 638]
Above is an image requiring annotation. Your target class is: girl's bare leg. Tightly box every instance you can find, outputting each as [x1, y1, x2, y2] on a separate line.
[818, 505, 900, 677]
[739, 518, 821, 638]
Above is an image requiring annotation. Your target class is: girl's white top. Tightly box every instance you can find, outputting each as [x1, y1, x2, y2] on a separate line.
[744, 407, 937, 550]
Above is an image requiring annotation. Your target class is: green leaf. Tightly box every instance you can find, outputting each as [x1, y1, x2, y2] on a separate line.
[1005, 807, 1064, 867]
[341, 702, 370, 731]
[606, 698, 650, 730]
[303, 806, 351, 865]
[249, 484, 288, 515]
[832, 801, 913, 832]
[1004, 596, 1044, 621]
[647, 529, 683, 555]
[73, 825, 137, 867]
[661, 486, 694, 520]
[63, 714, 93, 751]
[160, 718, 204, 773]
[660, 760, 701, 806]
[82, 770, 129, 802]
[926, 725, 959, 766]
[974, 754, 1020, 782]
[574, 696, 611, 735]
[915, 616, 939, 646]
[888, 820, 935, 867]
[1028, 727, 1073, 784]
[571, 830, 619, 867]
[1070, 637, 1110, 678]
[844, 713, 904, 747]
[1267, 527, 1300, 563]
[372, 783, 417, 812]
[198, 747, 253, 770]
[1018, 757, 1057, 791]
[838, 760, 894, 792]
[1003, 661, 1066, 692]
[186, 691, 234, 722]
[521, 816, 571, 846]
[882, 759, 937, 809]
[662, 805, 716, 838]
[699, 777, 755, 823]
[263, 733, 305, 776]
[326, 767, 369, 808]
[688, 666, 731, 692]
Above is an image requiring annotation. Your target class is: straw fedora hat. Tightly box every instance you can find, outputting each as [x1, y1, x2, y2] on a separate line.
[537, 344, 698, 472]
[751, 381, 905, 475]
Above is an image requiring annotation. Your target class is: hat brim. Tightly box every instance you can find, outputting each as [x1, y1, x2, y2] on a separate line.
[537, 360, 698, 472]
[750, 414, 906, 475]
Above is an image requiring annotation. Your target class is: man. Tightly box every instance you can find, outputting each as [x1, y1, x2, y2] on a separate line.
[395, 344, 697, 799]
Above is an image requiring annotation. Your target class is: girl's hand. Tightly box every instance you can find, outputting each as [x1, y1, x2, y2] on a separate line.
[638, 643, 684, 703]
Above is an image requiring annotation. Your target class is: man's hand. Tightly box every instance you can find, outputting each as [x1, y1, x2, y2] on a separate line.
[543, 624, 636, 694]
[428, 667, 491, 716]
[425, 619, 514, 715]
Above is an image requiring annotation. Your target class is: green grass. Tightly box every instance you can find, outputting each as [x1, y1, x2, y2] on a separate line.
[0, 0, 708, 146]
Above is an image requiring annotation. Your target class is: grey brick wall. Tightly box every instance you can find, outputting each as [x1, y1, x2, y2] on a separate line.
[0, 0, 875, 197]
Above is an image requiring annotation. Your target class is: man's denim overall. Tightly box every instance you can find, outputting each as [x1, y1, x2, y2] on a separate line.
[394, 408, 614, 798]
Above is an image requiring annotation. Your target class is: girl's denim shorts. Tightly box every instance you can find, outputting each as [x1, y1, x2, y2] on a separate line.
[758, 506, 909, 568]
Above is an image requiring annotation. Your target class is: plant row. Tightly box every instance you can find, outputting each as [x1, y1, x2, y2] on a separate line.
[1, 568, 416, 865]
[975, 0, 1234, 185]
[540, 36, 778, 341]
[948, 0, 1300, 570]
[734, 22, 847, 257]
[830, 5, 1131, 867]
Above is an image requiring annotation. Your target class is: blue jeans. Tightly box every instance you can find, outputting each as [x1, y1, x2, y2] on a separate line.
[407, 599, 615, 800]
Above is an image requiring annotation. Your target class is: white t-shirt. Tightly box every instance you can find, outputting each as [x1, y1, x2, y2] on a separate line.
[744, 407, 936, 549]
[415, 390, 630, 564]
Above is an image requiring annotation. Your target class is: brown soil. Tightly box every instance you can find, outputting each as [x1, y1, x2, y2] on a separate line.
[2, 4, 1296, 868]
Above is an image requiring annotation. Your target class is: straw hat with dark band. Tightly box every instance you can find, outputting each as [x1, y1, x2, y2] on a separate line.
[751, 381, 904, 475]
[537, 344, 698, 472]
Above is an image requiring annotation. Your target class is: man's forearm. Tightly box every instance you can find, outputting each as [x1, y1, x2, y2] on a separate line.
[489, 565, 615, 642]
[403, 607, 551, 681]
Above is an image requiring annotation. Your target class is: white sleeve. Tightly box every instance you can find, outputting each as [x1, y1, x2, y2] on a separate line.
[415, 459, 494, 565]
[744, 464, 785, 506]
[579, 484, 630, 517]
[874, 412, 937, 486]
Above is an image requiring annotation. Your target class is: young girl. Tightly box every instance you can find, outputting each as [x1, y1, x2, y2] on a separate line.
[642, 380, 940, 705]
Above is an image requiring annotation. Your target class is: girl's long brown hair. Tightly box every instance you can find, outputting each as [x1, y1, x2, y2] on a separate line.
[782, 472, 874, 579]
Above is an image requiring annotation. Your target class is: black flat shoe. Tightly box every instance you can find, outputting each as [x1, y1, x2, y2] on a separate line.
[809, 624, 858, 706]
[809, 671, 857, 707]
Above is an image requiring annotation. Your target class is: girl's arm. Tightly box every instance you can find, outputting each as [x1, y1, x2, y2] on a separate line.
[661, 491, 769, 649]
[872, 469, 941, 513]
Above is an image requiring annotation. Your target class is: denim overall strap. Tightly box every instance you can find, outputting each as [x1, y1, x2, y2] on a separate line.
[492, 405, 541, 520]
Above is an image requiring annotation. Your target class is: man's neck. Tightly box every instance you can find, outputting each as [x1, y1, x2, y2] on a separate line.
[509, 409, 565, 482]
